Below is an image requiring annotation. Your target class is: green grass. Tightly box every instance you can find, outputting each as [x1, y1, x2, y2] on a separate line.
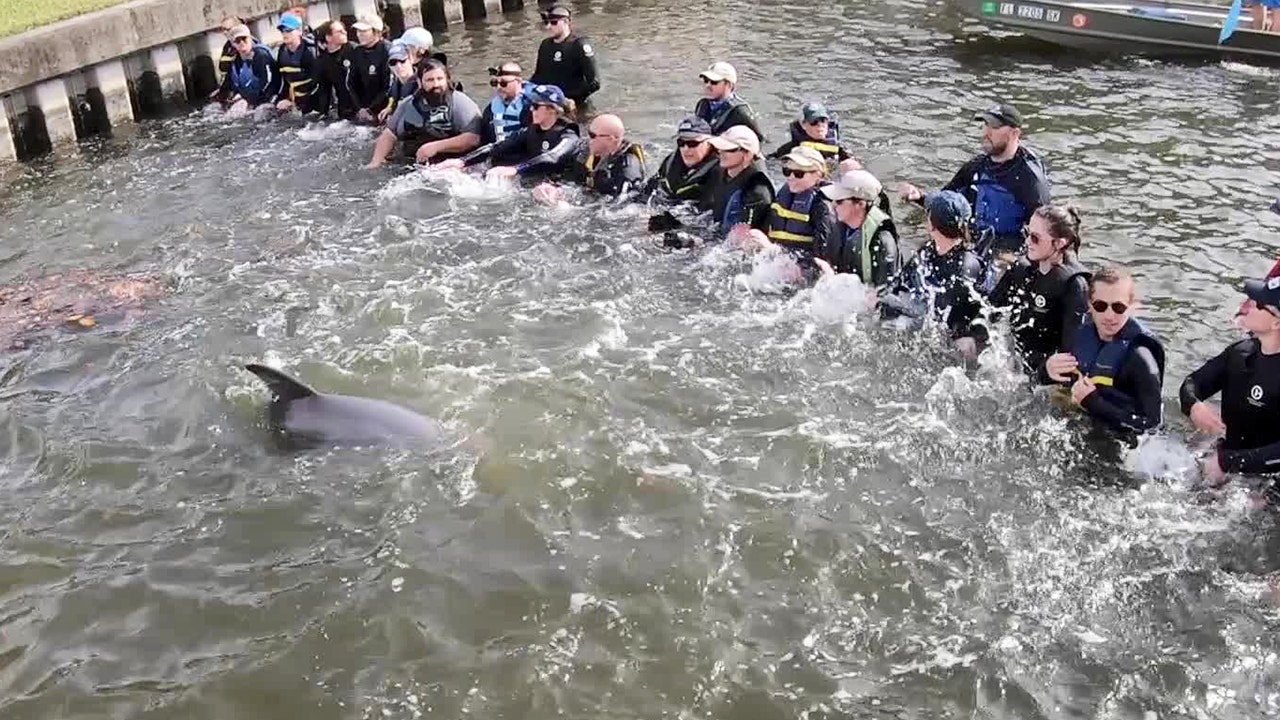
[0, 0, 130, 39]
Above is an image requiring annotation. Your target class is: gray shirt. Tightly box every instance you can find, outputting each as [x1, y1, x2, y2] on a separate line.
[388, 89, 483, 140]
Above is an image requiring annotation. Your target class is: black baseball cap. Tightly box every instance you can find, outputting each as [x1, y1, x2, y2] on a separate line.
[676, 116, 712, 140]
[973, 102, 1023, 129]
[1244, 276, 1280, 311]
[543, 4, 572, 19]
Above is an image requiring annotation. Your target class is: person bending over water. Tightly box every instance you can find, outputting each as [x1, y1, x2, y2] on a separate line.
[985, 204, 1090, 374]
[367, 60, 483, 168]
[877, 190, 987, 359]
[1182, 276, 1280, 503]
[438, 84, 580, 183]
[1042, 265, 1165, 436]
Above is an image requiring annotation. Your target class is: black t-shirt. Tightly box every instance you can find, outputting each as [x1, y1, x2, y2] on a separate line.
[1180, 338, 1280, 474]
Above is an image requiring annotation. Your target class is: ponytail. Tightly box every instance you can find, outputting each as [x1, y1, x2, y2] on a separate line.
[1034, 203, 1083, 257]
[561, 98, 578, 123]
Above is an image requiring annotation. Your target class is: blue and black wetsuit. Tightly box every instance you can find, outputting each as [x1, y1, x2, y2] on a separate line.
[942, 147, 1051, 256]
[1040, 318, 1165, 435]
[218, 44, 281, 107]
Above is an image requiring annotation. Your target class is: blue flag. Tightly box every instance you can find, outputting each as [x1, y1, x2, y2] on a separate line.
[1220, 0, 1244, 44]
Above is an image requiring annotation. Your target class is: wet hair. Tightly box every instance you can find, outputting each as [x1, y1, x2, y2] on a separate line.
[1034, 203, 1083, 256]
[1089, 264, 1135, 298]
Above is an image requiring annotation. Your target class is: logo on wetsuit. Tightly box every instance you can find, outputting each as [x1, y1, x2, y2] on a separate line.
[1033, 293, 1046, 309]
[541, 140, 550, 150]
[1251, 384, 1265, 404]
[554, 51, 562, 62]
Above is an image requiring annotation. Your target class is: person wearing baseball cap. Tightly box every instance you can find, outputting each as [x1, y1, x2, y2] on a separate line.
[742, 146, 835, 268]
[694, 61, 764, 143]
[877, 190, 988, 359]
[273, 14, 320, 114]
[529, 4, 600, 106]
[643, 116, 720, 214]
[817, 169, 900, 287]
[215, 24, 281, 108]
[439, 84, 581, 183]
[899, 101, 1050, 263]
[769, 102, 855, 169]
[351, 14, 391, 122]
[480, 61, 531, 145]
[705, 125, 775, 237]
[1181, 275, 1280, 497]
[1041, 264, 1165, 436]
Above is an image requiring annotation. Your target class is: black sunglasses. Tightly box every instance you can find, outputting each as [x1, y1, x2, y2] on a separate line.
[389, 58, 406, 66]
[701, 77, 726, 86]
[677, 139, 703, 148]
[1090, 300, 1129, 315]
[542, 16, 564, 25]
[782, 167, 814, 178]
[232, 36, 252, 44]
[490, 77, 518, 87]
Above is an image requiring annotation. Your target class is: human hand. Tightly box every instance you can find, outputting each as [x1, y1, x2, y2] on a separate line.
[1189, 402, 1226, 436]
[839, 157, 863, 173]
[1201, 454, 1228, 488]
[954, 337, 978, 360]
[898, 182, 923, 203]
[532, 182, 565, 205]
[435, 158, 465, 171]
[486, 166, 519, 181]
[1045, 352, 1079, 383]
[276, 99, 294, 112]
[377, 106, 392, 123]
[1070, 375, 1096, 405]
[813, 258, 835, 278]
[415, 143, 437, 164]
[357, 108, 374, 122]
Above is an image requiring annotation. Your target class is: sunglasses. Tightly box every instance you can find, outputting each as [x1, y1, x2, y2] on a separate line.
[1090, 300, 1129, 315]
[232, 36, 252, 44]
[804, 117, 828, 126]
[588, 131, 615, 140]
[1024, 229, 1051, 244]
[542, 17, 564, 25]
[677, 139, 703, 149]
[532, 103, 559, 111]
[490, 77, 519, 87]
[389, 58, 406, 66]
[782, 167, 813, 178]
[701, 77, 728, 86]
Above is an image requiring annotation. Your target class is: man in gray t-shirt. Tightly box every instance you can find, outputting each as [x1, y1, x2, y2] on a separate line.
[367, 60, 483, 168]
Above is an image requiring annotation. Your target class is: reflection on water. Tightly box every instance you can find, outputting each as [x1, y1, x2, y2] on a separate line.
[0, 1, 1278, 718]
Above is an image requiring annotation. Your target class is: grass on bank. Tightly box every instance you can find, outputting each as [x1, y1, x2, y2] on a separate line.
[0, 0, 130, 39]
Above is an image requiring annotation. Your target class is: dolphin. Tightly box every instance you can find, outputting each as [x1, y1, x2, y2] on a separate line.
[244, 363, 445, 447]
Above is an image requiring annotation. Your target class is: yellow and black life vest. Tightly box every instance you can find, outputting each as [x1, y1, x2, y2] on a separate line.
[766, 185, 821, 247]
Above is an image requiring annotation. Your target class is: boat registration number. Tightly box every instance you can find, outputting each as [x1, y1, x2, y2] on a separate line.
[984, 2, 1063, 23]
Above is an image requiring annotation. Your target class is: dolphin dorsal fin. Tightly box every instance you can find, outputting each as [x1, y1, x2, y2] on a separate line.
[245, 363, 318, 402]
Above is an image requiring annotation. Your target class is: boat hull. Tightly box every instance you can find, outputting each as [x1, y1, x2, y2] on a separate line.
[949, 0, 1280, 60]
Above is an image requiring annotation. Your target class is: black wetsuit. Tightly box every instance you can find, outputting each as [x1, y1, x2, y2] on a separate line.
[883, 242, 986, 342]
[645, 151, 720, 211]
[694, 95, 765, 142]
[564, 140, 648, 197]
[1180, 338, 1280, 475]
[461, 120, 581, 180]
[351, 40, 391, 116]
[314, 42, 364, 120]
[709, 162, 776, 235]
[530, 33, 600, 104]
[941, 147, 1051, 255]
[986, 258, 1090, 373]
[276, 42, 321, 113]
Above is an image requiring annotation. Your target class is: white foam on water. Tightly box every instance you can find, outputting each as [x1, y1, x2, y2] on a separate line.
[808, 273, 867, 325]
[1221, 61, 1274, 78]
[734, 250, 803, 293]
[1125, 433, 1200, 483]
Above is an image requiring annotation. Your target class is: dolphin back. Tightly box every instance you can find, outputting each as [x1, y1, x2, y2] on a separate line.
[245, 363, 318, 402]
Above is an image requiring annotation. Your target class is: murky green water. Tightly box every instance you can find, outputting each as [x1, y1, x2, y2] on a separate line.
[0, 1, 1278, 718]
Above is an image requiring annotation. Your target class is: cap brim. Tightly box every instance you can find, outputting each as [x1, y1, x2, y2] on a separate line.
[352, 23, 372, 30]
[819, 186, 853, 201]
[676, 132, 709, 141]
[699, 72, 726, 82]
[1244, 279, 1270, 303]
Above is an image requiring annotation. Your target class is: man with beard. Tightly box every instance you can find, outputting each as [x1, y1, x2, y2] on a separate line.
[899, 102, 1050, 265]
[367, 60, 482, 168]
[313, 19, 364, 121]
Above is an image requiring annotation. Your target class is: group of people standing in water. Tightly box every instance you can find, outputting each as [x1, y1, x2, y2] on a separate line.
[212, 4, 1280, 504]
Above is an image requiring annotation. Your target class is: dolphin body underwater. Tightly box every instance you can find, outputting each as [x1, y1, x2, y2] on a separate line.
[244, 363, 445, 447]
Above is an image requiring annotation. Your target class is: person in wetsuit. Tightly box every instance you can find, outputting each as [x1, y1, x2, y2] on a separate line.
[480, 62, 532, 145]
[707, 125, 776, 238]
[1182, 277, 1280, 502]
[877, 190, 987, 359]
[985, 204, 1091, 375]
[313, 20, 363, 121]
[899, 102, 1050, 273]
[216, 24, 281, 108]
[537, 113, 646, 202]
[379, 41, 417, 123]
[351, 15, 390, 122]
[740, 146, 835, 274]
[817, 169, 900, 287]
[529, 4, 600, 106]
[367, 60, 483, 168]
[694, 62, 765, 142]
[438, 84, 580, 183]
[274, 14, 320, 114]
[769, 102, 856, 171]
[644, 116, 720, 212]
[1041, 265, 1165, 436]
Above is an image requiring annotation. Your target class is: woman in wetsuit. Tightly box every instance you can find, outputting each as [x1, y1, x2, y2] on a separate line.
[985, 204, 1091, 374]
[437, 84, 580, 183]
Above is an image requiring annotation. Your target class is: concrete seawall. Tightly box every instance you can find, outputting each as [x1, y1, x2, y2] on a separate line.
[0, 0, 524, 163]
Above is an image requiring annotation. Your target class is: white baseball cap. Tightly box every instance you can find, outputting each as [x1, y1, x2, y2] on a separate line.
[352, 15, 384, 32]
[707, 125, 760, 157]
[699, 61, 738, 85]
